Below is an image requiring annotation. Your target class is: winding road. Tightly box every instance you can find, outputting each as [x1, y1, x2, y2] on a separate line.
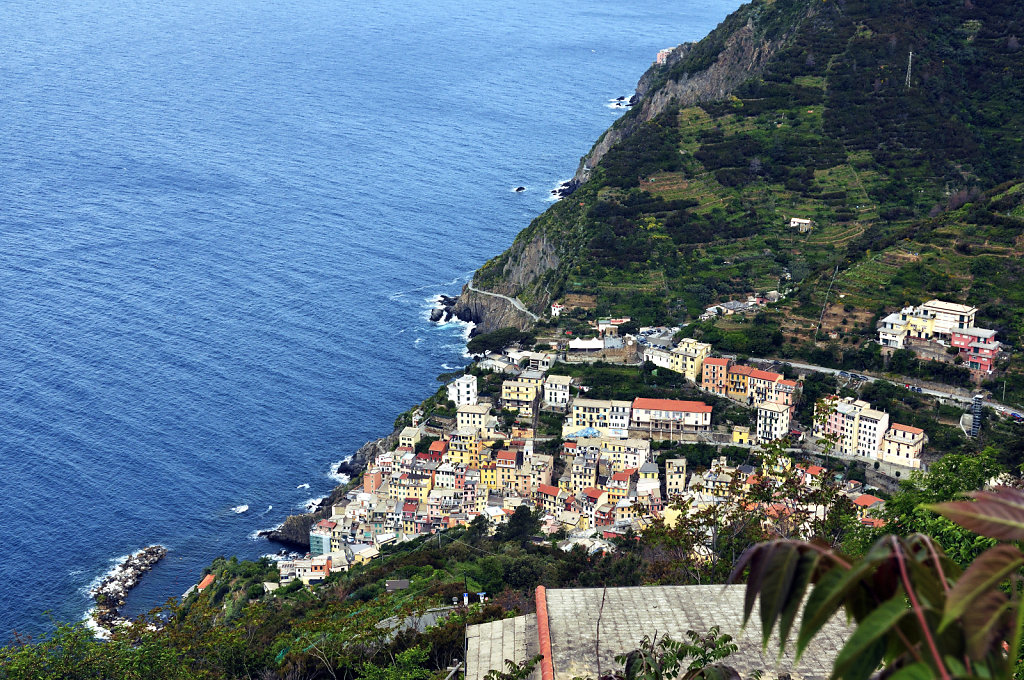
[466, 282, 540, 322]
[765, 359, 1020, 415]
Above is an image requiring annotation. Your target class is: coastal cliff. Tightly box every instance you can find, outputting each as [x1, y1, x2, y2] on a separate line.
[451, 0, 810, 331]
[575, 12, 793, 185]
[264, 432, 398, 550]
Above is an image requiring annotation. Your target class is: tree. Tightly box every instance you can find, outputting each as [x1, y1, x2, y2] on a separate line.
[496, 506, 540, 544]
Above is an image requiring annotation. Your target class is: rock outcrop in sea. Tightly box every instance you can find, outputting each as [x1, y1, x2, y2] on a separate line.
[90, 545, 167, 634]
[262, 432, 398, 551]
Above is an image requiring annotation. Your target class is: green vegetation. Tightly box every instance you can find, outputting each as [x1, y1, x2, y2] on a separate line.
[472, 0, 1024, 402]
[466, 327, 536, 356]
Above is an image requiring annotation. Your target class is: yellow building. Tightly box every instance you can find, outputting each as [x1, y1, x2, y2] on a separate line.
[479, 462, 499, 490]
[732, 426, 750, 445]
[727, 365, 752, 400]
[501, 377, 541, 416]
[673, 338, 712, 383]
[398, 426, 421, 449]
[448, 427, 483, 467]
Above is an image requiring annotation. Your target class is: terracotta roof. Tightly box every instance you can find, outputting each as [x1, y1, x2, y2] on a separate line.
[853, 494, 884, 507]
[611, 471, 632, 482]
[583, 487, 604, 500]
[806, 465, 825, 476]
[198, 574, 215, 591]
[748, 368, 782, 382]
[317, 519, 337, 529]
[861, 517, 887, 528]
[891, 423, 924, 435]
[729, 365, 753, 376]
[536, 484, 560, 496]
[779, 379, 799, 388]
[632, 397, 712, 413]
[496, 450, 518, 462]
[704, 357, 730, 366]
[429, 440, 448, 452]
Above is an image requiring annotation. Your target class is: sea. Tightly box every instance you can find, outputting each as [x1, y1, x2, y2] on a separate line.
[0, 0, 742, 637]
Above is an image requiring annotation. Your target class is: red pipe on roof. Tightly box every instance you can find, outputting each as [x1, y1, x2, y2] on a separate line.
[535, 586, 554, 680]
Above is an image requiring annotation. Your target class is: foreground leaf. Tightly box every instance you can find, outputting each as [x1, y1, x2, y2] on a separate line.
[941, 543, 1024, 630]
[832, 594, 908, 680]
[927, 487, 1024, 542]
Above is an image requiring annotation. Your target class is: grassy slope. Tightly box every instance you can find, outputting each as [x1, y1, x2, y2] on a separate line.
[475, 0, 1024, 334]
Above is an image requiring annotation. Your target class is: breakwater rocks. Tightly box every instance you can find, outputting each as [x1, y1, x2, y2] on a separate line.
[263, 432, 398, 550]
[91, 545, 167, 634]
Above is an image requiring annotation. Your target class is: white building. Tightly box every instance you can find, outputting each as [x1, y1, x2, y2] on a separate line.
[855, 408, 890, 460]
[446, 374, 479, 406]
[756, 402, 791, 444]
[629, 398, 712, 439]
[543, 374, 572, 410]
[456, 403, 491, 432]
[921, 299, 977, 338]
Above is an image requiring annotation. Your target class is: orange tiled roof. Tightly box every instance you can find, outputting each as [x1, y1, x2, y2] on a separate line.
[632, 397, 712, 413]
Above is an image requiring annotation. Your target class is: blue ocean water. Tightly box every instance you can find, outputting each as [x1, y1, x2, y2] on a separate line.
[0, 0, 741, 636]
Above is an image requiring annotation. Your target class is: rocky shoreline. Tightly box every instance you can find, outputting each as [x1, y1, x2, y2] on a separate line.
[261, 432, 399, 551]
[90, 545, 167, 634]
[429, 294, 474, 325]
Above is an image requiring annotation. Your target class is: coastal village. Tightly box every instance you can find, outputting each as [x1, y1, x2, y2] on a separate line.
[269, 296, 1009, 586]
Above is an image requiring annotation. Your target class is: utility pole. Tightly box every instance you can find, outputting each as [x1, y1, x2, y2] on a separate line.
[905, 51, 913, 89]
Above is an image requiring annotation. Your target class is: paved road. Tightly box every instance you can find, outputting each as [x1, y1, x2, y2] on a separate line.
[466, 282, 539, 322]
[766, 359, 1021, 416]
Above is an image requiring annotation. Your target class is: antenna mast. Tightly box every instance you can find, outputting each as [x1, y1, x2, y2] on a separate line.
[905, 51, 913, 89]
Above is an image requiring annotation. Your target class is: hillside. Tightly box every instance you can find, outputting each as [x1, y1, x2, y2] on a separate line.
[460, 0, 1024, 341]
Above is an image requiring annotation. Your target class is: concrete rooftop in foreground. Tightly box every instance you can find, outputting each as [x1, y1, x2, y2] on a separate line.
[465, 585, 851, 680]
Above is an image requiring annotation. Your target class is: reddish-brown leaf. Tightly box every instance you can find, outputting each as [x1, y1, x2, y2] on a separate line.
[942, 544, 1024, 630]
[926, 489, 1024, 542]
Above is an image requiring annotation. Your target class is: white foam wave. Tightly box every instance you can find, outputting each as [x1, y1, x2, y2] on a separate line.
[329, 459, 352, 485]
[300, 496, 326, 512]
[261, 551, 301, 562]
[232, 504, 249, 514]
[248, 522, 284, 541]
[83, 611, 110, 640]
[80, 551, 135, 598]
[296, 483, 310, 489]
[547, 178, 572, 202]
[414, 337, 423, 345]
